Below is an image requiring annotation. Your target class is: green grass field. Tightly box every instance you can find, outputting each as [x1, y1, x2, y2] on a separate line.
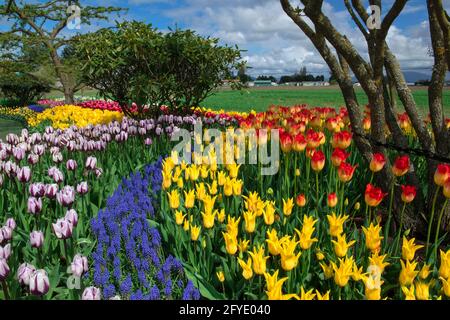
[0, 118, 24, 140]
[201, 87, 450, 114]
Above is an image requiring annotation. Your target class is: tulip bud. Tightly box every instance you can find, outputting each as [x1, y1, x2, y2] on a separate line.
[0, 244, 11, 260]
[1, 226, 13, 242]
[296, 194, 307, 207]
[71, 254, 88, 277]
[27, 197, 43, 215]
[52, 218, 73, 239]
[56, 186, 75, 207]
[65, 209, 78, 227]
[327, 193, 338, 208]
[144, 137, 153, 146]
[5, 218, 16, 230]
[17, 166, 32, 183]
[76, 181, 89, 195]
[0, 258, 10, 281]
[94, 167, 103, 178]
[29, 269, 50, 296]
[30, 231, 44, 248]
[17, 263, 36, 286]
[82, 286, 101, 300]
[66, 159, 78, 171]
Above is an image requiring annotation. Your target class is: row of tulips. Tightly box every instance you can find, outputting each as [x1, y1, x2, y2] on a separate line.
[156, 104, 450, 300]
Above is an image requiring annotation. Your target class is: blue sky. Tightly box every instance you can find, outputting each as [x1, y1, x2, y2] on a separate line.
[4, 0, 447, 78]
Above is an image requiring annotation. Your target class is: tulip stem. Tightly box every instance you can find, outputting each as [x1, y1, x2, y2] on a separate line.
[384, 181, 395, 248]
[315, 172, 319, 205]
[426, 186, 441, 258]
[2, 280, 10, 300]
[433, 199, 449, 260]
[396, 202, 407, 255]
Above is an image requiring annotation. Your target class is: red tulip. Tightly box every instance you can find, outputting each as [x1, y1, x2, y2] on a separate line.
[365, 184, 387, 207]
[311, 150, 326, 172]
[401, 185, 417, 203]
[434, 164, 450, 186]
[331, 148, 350, 167]
[280, 132, 293, 153]
[296, 194, 306, 207]
[327, 192, 338, 207]
[370, 153, 386, 172]
[392, 155, 410, 177]
[337, 162, 357, 183]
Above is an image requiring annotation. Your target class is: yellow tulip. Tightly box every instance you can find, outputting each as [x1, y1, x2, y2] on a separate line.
[415, 281, 430, 300]
[399, 260, 419, 287]
[296, 287, 316, 300]
[315, 290, 330, 300]
[331, 257, 354, 287]
[222, 232, 238, 255]
[190, 225, 201, 241]
[295, 215, 318, 250]
[402, 285, 415, 300]
[162, 171, 172, 190]
[320, 262, 334, 279]
[264, 273, 295, 300]
[216, 271, 225, 283]
[174, 210, 186, 225]
[243, 210, 257, 233]
[189, 165, 200, 181]
[419, 264, 431, 280]
[440, 277, 450, 297]
[228, 163, 241, 178]
[352, 263, 364, 282]
[167, 190, 180, 209]
[439, 249, 450, 279]
[331, 234, 356, 258]
[237, 257, 253, 280]
[177, 177, 183, 188]
[368, 252, 390, 274]
[263, 201, 276, 225]
[217, 171, 227, 186]
[184, 189, 195, 209]
[249, 245, 269, 275]
[266, 229, 282, 256]
[201, 210, 216, 229]
[223, 177, 233, 196]
[195, 183, 207, 201]
[238, 239, 250, 253]
[282, 198, 294, 216]
[208, 180, 218, 195]
[364, 274, 383, 300]
[279, 236, 302, 271]
[326, 212, 349, 237]
[232, 179, 243, 196]
[217, 209, 226, 223]
[315, 249, 325, 261]
[200, 165, 209, 179]
[183, 220, 190, 231]
[226, 216, 240, 238]
[401, 237, 424, 261]
[264, 270, 280, 292]
[362, 223, 383, 253]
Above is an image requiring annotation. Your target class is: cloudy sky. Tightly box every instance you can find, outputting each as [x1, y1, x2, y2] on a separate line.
[11, 0, 450, 78]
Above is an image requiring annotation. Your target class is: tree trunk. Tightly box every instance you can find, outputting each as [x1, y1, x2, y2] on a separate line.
[49, 48, 75, 104]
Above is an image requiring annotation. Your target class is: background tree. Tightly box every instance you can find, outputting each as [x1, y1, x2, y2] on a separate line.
[280, 0, 450, 239]
[0, 0, 124, 103]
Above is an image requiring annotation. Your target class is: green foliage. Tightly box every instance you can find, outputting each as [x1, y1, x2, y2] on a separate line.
[75, 21, 245, 117]
[0, 72, 51, 106]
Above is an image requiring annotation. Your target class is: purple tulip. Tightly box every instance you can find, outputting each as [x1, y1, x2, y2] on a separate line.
[0, 244, 11, 260]
[29, 269, 50, 296]
[52, 152, 63, 164]
[45, 184, 58, 199]
[85, 156, 97, 170]
[144, 138, 153, 146]
[30, 231, 44, 248]
[33, 145, 45, 156]
[52, 218, 73, 239]
[71, 254, 88, 277]
[0, 258, 10, 281]
[27, 197, 43, 215]
[52, 169, 64, 184]
[6, 133, 19, 145]
[76, 181, 89, 195]
[0, 149, 7, 161]
[65, 209, 78, 227]
[66, 159, 77, 171]
[4, 161, 18, 177]
[17, 263, 36, 286]
[94, 168, 103, 178]
[17, 166, 31, 183]
[82, 286, 101, 300]
[5, 218, 16, 230]
[56, 186, 75, 207]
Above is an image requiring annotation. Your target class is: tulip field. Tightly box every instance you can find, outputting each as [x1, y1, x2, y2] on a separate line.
[1, 100, 450, 301]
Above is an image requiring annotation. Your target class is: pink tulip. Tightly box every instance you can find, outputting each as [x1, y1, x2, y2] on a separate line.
[5, 218, 16, 230]
[4, 161, 18, 177]
[0, 244, 11, 260]
[0, 149, 7, 160]
[52, 152, 63, 164]
[0, 226, 12, 242]
[29, 183, 46, 197]
[12, 147, 25, 161]
[29, 269, 50, 296]
[30, 231, 44, 248]
[56, 186, 75, 207]
[33, 145, 45, 156]
[145, 138, 152, 146]
[52, 218, 73, 239]
[0, 258, 10, 281]
[27, 154, 39, 165]
[85, 156, 97, 170]
[27, 197, 43, 215]
[45, 184, 58, 199]
[94, 168, 103, 178]
[71, 254, 88, 277]
[17, 166, 31, 183]
[76, 181, 89, 195]
[6, 133, 19, 145]
[65, 209, 78, 227]
[66, 159, 77, 171]
[82, 286, 101, 300]
[17, 263, 36, 286]
[52, 169, 64, 184]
